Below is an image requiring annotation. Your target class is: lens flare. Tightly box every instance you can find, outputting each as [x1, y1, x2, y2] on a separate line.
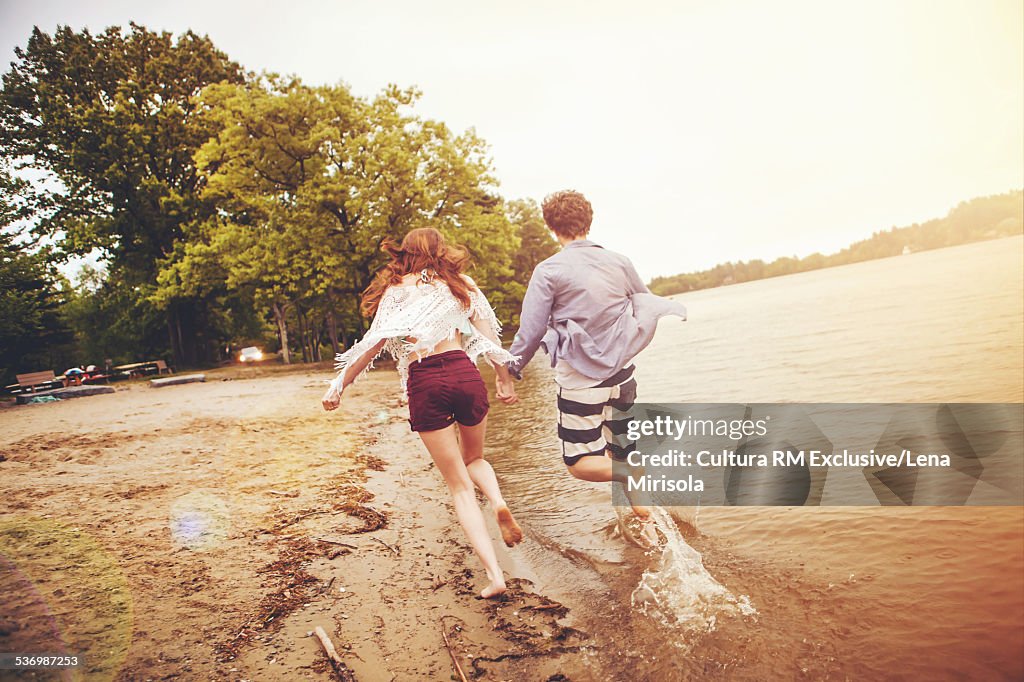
[169, 491, 231, 551]
[0, 517, 134, 681]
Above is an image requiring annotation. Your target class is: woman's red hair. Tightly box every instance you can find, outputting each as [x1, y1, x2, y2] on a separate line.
[361, 228, 474, 317]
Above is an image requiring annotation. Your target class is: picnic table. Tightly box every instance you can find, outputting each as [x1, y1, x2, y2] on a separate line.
[113, 361, 155, 377]
[6, 365, 131, 394]
[112, 360, 173, 378]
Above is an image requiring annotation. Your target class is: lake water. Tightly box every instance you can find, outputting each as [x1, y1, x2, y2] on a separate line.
[485, 235, 1024, 680]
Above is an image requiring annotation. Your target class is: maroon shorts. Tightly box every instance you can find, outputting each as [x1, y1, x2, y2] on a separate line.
[406, 350, 489, 432]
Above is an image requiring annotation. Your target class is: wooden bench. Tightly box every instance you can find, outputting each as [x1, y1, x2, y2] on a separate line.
[154, 360, 174, 375]
[13, 370, 62, 394]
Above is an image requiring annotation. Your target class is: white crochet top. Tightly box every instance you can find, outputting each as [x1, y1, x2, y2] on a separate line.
[328, 276, 518, 399]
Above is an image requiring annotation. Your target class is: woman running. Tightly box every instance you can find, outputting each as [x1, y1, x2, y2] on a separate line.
[321, 227, 523, 598]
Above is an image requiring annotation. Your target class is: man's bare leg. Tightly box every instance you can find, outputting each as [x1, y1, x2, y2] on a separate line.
[566, 454, 650, 518]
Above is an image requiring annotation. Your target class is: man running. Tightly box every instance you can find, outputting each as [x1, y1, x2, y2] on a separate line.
[508, 190, 687, 516]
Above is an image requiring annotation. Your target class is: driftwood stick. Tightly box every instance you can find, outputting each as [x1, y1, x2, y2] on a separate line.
[317, 538, 360, 550]
[274, 509, 329, 531]
[268, 489, 299, 497]
[314, 626, 348, 679]
[440, 619, 469, 682]
[372, 536, 400, 555]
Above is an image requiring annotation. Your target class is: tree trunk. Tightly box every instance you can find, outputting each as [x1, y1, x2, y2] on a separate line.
[327, 310, 340, 355]
[273, 301, 291, 364]
[308, 314, 317, 362]
[297, 309, 309, 363]
[172, 302, 202, 367]
[167, 315, 182, 367]
[355, 293, 368, 338]
[305, 310, 313, 363]
[312, 318, 322, 362]
[176, 310, 186, 365]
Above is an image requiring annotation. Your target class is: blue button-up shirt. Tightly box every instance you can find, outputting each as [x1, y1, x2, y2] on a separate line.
[508, 239, 687, 382]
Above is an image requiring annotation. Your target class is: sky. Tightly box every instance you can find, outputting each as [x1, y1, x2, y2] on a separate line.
[1, 0, 1021, 280]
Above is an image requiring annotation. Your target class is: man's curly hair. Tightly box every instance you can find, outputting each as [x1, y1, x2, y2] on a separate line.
[542, 190, 593, 239]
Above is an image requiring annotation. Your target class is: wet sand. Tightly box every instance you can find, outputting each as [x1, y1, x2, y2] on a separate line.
[4, 359, 1022, 681]
[0, 364, 591, 681]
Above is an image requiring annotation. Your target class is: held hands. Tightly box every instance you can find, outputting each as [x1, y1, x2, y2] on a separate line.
[321, 385, 342, 411]
[495, 376, 519, 405]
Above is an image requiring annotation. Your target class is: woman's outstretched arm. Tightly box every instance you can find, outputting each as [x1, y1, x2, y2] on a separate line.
[322, 338, 387, 411]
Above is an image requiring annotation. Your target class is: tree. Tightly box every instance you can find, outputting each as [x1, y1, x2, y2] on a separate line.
[0, 24, 245, 365]
[0, 231, 73, 383]
[61, 265, 166, 367]
[156, 77, 523, 359]
[505, 198, 559, 328]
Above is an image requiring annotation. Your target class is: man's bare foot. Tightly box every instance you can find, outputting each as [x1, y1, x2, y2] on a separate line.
[631, 504, 651, 519]
[495, 505, 523, 547]
[481, 577, 506, 598]
[637, 518, 659, 547]
[632, 506, 658, 546]
[618, 511, 659, 549]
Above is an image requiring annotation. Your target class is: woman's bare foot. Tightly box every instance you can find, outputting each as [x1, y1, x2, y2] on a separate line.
[481, 575, 507, 598]
[495, 505, 523, 547]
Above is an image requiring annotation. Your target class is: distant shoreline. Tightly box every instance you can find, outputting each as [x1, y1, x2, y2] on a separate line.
[663, 232, 1024, 299]
[650, 190, 1023, 296]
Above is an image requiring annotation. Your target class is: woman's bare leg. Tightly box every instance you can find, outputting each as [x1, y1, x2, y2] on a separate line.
[419, 424, 506, 598]
[457, 417, 523, 547]
[455, 417, 503, 506]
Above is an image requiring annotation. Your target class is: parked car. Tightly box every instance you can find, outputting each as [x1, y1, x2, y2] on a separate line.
[239, 346, 264, 363]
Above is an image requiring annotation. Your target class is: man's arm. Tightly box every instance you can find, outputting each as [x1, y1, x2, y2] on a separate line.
[623, 255, 651, 295]
[507, 265, 555, 379]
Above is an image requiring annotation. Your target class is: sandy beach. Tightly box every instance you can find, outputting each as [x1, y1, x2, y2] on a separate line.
[4, 235, 1023, 681]
[0, 364, 590, 681]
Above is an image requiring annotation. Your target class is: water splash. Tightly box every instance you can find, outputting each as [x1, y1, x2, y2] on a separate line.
[630, 507, 756, 634]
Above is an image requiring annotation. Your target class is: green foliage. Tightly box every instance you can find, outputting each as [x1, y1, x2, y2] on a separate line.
[10, 21, 1013, 374]
[155, 76, 527, 360]
[504, 198, 559, 328]
[0, 23, 245, 365]
[63, 264, 271, 366]
[1, 24, 548, 370]
[61, 266, 166, 366]
[509, 198, 559, 279]
[0, 232, 74, 384]
[0, 23, 244, 270]
[649, 191, 1024, 296]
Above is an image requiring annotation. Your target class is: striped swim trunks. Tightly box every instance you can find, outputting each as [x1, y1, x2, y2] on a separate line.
[556, 364, 638, 466]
